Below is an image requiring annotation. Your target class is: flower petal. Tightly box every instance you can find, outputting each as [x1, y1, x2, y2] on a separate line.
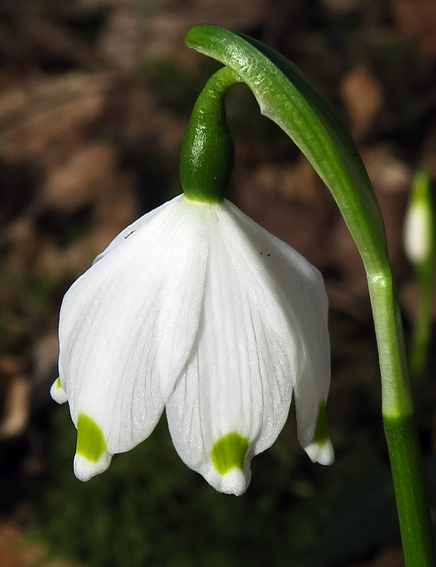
[73, 412, 112, 481]
[223, 201, 332, 462]
[303, 402, 334, 465]
[304, 439, 334, 466]
[166, 201, 304, 495]
[166, 199, 331, 494]
[58, 196, 208, 475]
[50, 377, 68, 404]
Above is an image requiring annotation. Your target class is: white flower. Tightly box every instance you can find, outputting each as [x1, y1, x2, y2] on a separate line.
[403, 169, 434, 268]
[404, 200, 432, 265]
[51, 194, 333, 496]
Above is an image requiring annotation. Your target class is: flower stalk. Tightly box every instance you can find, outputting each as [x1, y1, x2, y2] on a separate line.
[180, 66, 240, 202]
[184, 24, 435, 566]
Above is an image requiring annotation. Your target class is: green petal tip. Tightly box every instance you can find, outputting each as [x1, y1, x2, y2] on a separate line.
[76, 413, 106, 463]
[211, 432, 249, 475]
[312, 401, 330, 446]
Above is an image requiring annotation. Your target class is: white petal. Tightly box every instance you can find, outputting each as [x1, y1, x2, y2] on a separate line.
[224, 201, 331, 454]
[59, 196, 208, 467]
[166, 200, 320, 495]
[404, 202, 431, 264]
[305, 439, 334, 465]
[92, 204, 165, 265]
[50, 377, 68, 404]
[71, 412, 113, 481]
[74, 450, 112, 481]
[202, 465, 251, 496]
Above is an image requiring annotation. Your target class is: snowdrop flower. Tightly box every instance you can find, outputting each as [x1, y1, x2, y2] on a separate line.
[51, 66, 333, 496]
[51, 194, 333, 495]
[404, 169, 434, 268]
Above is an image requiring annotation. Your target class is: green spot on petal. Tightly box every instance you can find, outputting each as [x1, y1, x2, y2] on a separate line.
[55, 377, 62, 389]
[211, 432, 248, 475]
[312, 401, 330, 446]
[76, 413, 106, 462]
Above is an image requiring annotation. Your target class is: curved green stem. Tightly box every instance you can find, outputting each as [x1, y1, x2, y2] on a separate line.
[180, 66, 240, 202]
[185, 24, 435, 566]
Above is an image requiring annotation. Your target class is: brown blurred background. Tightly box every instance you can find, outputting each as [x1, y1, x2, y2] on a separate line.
[0, 1, 436, 566]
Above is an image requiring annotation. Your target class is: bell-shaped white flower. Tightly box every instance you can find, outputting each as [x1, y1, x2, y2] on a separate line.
[403, 169, 434, 268]
[51, 194, 333, 496]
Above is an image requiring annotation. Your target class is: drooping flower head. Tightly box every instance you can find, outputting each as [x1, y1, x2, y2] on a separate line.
[51, 66, 334, 496]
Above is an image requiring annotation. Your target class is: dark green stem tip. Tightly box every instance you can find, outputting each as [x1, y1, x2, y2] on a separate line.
[180, 66, 240, 203]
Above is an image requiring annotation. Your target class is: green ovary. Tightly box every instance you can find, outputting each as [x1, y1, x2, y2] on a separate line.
[312, 401, 329, 446]
[76, 413, 106, 462]
[211, 432, 249, 474]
